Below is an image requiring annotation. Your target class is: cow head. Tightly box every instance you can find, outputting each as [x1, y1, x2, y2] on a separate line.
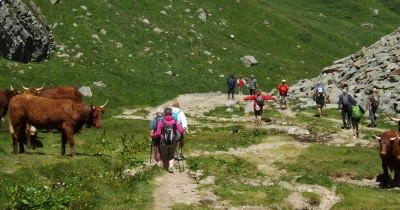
[87, 100, 107, 128]
[21, 86, 43, 96]
[377, 130, 398, 156]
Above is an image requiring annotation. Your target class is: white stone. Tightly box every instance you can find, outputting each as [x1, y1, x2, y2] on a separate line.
[100, 29, 107, 35]
[142, 19, 150, 25]
[79, 86, 92, 97]
[80, 5, 87, 10]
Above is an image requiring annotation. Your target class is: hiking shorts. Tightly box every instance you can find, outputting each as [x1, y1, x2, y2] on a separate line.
[316, 97, 325, 108]
[254, 109, 262, 117]
[228, 87, 235, 94]
[160, 142, 178, 162]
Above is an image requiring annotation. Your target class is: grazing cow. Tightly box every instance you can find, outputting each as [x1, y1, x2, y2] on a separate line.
[21, 86, 83, 148]
[376, 130, 400, 187]
[23, 86, 82, 102]
[0, 87, 19, 127]
[8, 94, 107, 156]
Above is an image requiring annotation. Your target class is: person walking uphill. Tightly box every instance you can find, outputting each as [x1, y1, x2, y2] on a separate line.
[227, 74, 237, 100]
[351, 100, 365, 138]
[278, 80, 289, 110]
[366, 88, 380, 127]
[153, 108, 185, 173]
[149, 109, 164, 167]
[248, 75, 258, 95]
[244, 89, 275, 125]
[237, 75, 246, 96]
[313, 82, 326, 117]
[338, 88, 355, 129]
[171, 100, 188, 160]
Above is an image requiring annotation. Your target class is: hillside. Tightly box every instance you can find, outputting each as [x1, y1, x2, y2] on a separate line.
[1, 0, 400, 109]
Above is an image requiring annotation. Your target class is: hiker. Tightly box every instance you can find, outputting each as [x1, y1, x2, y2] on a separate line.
[149, 109, 164, 167]
[171, 100, 188, 160]
[313, 82, 326, 117]
[244, 89, 275, 125]
[248, 75, 258, 95]
[277, 79, 289, 110]
[237, 75, 247, 96]
[227, 74, 237, 100]
[351, 100, 365, 138]
[153, 108, 185, 173]
[366, 88, 380, 127]
[338, 88, 355, 129]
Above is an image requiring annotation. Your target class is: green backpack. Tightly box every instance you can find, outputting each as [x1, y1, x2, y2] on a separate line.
[352, 105, 362, 120]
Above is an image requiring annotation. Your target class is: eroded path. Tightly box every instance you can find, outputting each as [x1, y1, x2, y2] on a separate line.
[117, 92, 381, 209]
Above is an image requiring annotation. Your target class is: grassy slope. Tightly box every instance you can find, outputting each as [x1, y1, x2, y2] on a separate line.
[1, 0, 400, 209]
[1, 0, 399, 108]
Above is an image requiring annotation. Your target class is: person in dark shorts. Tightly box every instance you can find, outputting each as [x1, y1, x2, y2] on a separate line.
[244, 89, 275, 125]
[313, 82, 326, 117]
[351, 101, 365, 138]
[227, 74, 236, 100]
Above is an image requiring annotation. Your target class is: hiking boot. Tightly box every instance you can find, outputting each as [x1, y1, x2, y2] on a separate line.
[340, 126, 345, 129]
[177, 154, 185, 160]
[168, 166, 175, 173]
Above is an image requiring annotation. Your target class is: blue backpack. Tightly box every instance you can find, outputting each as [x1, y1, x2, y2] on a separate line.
[228, 78, 236, 88]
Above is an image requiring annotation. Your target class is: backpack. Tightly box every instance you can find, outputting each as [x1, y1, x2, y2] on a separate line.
[249, 78, 257, 89]
[172, 110, 181, 121]
[256, 95, 264, 106]
[279, 84, 288, 95]
[352, 105, 362, 120]
[228, 78, 236, 88]
[316, 85, 324, 97]
[161, 120, 181, 145]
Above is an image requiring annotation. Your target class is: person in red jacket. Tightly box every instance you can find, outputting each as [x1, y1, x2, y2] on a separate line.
[244, 89, 275, 125]
[237, 75, 247, 96]
[277, 79, 289, 110]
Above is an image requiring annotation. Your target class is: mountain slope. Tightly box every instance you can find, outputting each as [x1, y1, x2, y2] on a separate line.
[0, 0, 399, 108]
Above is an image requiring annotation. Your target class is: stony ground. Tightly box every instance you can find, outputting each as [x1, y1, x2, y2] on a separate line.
[117, 92, 384, 210]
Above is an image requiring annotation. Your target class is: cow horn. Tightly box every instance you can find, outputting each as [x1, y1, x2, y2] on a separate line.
[390, 137, 396, 141]
[22, 85, 29, 90]
[374, 135, 381, 141]
[100, 100, 108, 108]
[396, 132, 400, 140]
[36, 86, 43, 91]
[10, 85, 14, 91]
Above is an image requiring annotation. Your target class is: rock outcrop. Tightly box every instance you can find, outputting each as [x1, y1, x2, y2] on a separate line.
[0, 0, 54, 62]
[288, 27, 400, 114]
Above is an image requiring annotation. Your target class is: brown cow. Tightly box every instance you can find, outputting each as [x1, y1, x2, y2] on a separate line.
[8, 93, 106, 156]
[23, 86, 82, 102]
[0, 87, 19, 127]
[376, 130, 400, 187]
[21, 86, 83, 148]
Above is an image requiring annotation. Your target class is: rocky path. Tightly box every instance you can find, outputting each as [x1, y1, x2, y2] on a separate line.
[117, 92, 385, 210]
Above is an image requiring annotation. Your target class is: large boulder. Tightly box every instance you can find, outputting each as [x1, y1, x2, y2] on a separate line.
[0, 0, 54, 62]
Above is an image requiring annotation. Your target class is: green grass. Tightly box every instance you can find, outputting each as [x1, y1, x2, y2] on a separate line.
[2, 0, 399, 108]
[277, 144, 381, 187]
[204, 105, 245, 118]
[184, 126, 272, 152]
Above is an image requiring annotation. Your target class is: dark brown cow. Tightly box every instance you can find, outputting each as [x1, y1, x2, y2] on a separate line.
[8, 93, 106, 156]
[376, 130, 400, 187]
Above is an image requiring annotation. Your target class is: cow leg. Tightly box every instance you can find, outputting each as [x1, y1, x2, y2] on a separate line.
[381, 160, 390, 187]
[26, 123, 32, 149]
[18, 123, 27, 153]
[61, 131, 67, 155]
[63, 126, 75, 157]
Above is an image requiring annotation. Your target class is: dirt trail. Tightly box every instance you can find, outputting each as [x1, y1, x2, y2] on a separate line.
[117, 92, 381, 209]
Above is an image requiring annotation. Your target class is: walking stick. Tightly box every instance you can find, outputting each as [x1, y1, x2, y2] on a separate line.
[149, 138, 153, 166]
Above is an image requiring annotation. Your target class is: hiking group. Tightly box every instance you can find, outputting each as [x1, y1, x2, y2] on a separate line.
[149, 101, 188, 173]
[227, 74, 259, 99]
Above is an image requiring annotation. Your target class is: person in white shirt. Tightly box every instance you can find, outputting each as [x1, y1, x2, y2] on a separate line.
[171, 100, 188, 160]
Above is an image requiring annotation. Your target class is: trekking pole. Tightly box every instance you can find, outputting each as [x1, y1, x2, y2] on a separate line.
[149, 138, 153, 167]
[175, 149, 182, 172]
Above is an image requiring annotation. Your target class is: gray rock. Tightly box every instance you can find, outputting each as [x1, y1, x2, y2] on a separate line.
[197, 8, 207, 22]
[0, 0, 54, 62]
[79, 86, 92, 97]
[93, 80, 106, 88]
[241, 55, 258, 67]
